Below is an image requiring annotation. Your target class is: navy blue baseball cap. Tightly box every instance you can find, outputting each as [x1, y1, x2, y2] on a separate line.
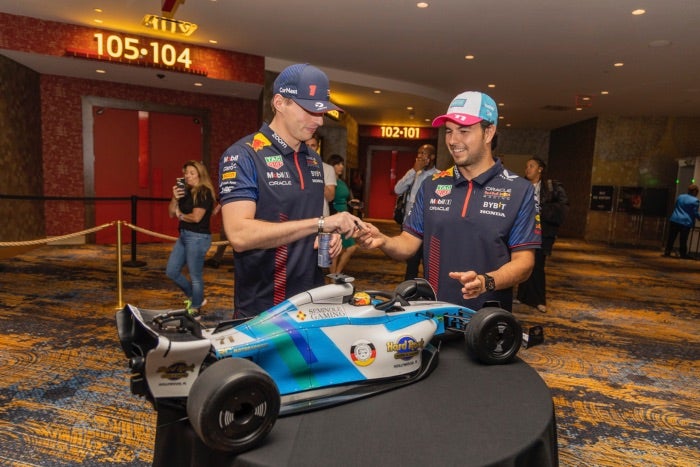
[273, 63, 343, 113]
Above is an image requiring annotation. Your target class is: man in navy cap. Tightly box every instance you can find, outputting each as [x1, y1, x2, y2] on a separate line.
[358, 91, 540, 311]
[218, 63, 365, 317]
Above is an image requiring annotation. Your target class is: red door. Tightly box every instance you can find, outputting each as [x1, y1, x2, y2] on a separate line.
[367, 149, 416, 219]
[93, 108, 203, 243]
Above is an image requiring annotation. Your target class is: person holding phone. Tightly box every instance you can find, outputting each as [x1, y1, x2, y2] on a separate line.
[167, 160, 217, 317]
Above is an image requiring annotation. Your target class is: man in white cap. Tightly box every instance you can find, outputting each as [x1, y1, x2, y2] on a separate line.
[358, 91, 540, 311]
[218, 63, 365, 317]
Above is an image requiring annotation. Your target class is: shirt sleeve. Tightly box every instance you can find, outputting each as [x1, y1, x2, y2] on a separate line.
[219, 145, 258, 205]
[509, 183, 541, 250]
[394, 169, 416, 195]
[403, 181, 425, 239]
[323, 163, 337, 186]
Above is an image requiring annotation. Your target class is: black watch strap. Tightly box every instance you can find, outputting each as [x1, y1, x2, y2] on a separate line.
[481, 273, 496, 292]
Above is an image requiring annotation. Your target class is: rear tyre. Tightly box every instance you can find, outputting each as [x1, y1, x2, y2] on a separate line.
[465, 307, 522, 365]
[187, 358, 280, 453]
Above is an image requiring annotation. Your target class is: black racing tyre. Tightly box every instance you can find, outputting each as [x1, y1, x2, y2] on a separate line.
[465, 307, 522, 365]
[186, 358, 280, 453]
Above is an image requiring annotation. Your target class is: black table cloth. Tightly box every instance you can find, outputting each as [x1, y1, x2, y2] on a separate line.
[152, 340, 558, 467]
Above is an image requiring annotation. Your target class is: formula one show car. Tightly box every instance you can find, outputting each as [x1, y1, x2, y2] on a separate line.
[116, 275, 543, 454]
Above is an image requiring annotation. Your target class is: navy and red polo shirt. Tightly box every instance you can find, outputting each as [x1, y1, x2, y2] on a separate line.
[218, 123, 326, 317]
[404, 158, 541, 311]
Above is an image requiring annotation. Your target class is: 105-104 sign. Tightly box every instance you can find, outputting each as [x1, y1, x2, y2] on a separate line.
[93, 32, 192, 69]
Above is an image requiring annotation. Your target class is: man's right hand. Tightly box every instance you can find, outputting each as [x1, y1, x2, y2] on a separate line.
[413, 153, 428, 171]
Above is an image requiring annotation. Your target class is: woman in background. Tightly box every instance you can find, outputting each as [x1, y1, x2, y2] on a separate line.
[327, 154, 358, 274]
[516, 157, 568, 313]
[166, 160, 216, 317]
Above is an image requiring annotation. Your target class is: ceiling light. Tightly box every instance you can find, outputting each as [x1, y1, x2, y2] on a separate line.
[96, 69, 106, 74]
[600, 91, 609, 95]
[498, 102, 504, 107]
[614, 62, 624, 67]
[417, 2, 429, 8]
[94, 19, 103, 24]
[464, 55, 475, 60]
[632, 9, 645, 15]
[94, 8, 103, 13]
[488, 84, 496, 88]
[406, 106, 414, 110]
[576, 107, 583, 111]
[209, 39, 218, 44]
[194, 82, 203, 87]
[373, 90, 381, 94]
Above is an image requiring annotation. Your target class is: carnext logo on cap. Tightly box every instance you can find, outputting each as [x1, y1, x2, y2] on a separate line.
[279, 87, 298, 95]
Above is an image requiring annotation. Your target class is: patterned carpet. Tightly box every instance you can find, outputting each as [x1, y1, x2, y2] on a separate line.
[0, 221, 698, 466]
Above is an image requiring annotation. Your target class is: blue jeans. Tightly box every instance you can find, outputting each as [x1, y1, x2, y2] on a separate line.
[166, 229, 211, 308]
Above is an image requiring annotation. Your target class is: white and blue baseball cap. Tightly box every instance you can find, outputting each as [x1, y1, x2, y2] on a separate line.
[273, 63, 343, 113]
[432, 91, 498, 127]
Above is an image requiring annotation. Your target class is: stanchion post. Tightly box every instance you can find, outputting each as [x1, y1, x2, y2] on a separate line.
[116, 220, 124, 309]
[123, 195, 146, 267]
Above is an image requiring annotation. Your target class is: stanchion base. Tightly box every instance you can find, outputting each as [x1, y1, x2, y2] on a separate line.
[123, 260, 147, 268]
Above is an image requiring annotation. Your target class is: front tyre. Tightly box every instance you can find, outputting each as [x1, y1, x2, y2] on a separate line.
[187, 358, 280, 453]
[465, 307, 522, 365]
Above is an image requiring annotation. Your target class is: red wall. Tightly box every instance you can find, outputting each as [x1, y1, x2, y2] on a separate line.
[40, 75, 260, 237]
[0, 12, 263, 238]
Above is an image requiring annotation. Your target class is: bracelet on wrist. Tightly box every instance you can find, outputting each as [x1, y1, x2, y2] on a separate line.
[318, 216, 325, 233]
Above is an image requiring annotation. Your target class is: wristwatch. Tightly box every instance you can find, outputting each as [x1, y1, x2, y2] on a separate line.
[481, 273, 496, 292]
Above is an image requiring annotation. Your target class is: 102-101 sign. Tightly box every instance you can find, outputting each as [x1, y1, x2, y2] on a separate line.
[380, 126, 423, 139]
[93, 33, 192, 69]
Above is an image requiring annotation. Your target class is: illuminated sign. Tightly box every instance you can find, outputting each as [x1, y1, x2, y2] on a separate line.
[65, 32, 206, 76]
[380, 126, 422, 139]
[363, 126, 436, 140]
[142, 14, 198, 36]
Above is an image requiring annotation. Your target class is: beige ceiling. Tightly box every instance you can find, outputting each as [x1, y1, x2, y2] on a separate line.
[1, 0, 699, 130]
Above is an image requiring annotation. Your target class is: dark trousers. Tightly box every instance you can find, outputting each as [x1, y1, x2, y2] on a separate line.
[517, 248, 547, 307]
[665, 221, 691, 257]
[404, 249, 422, 280]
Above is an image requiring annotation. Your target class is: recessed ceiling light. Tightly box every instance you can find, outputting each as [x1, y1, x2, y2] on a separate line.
[506, 123, 511, 127]
[373, 90, 381, 94]
[209, 39, 218, 44]
[576, 107, 583, 111]
[464, 55, 475, 60]
[194, 82, 203, 87]
[498, 116, 504, 120]
[417, 2, 429, 8]
[632, 9, 645, 15]
[406, 106, 414, 110]
[488, 84, 496, 88]
[614, 62, 624, 67]
[94, 8, 103, 13]
[498, 102, 504, 107]
[600, 91, 609, 95]
[94, 19, 103, 24]
[96, 69, 106, 74]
